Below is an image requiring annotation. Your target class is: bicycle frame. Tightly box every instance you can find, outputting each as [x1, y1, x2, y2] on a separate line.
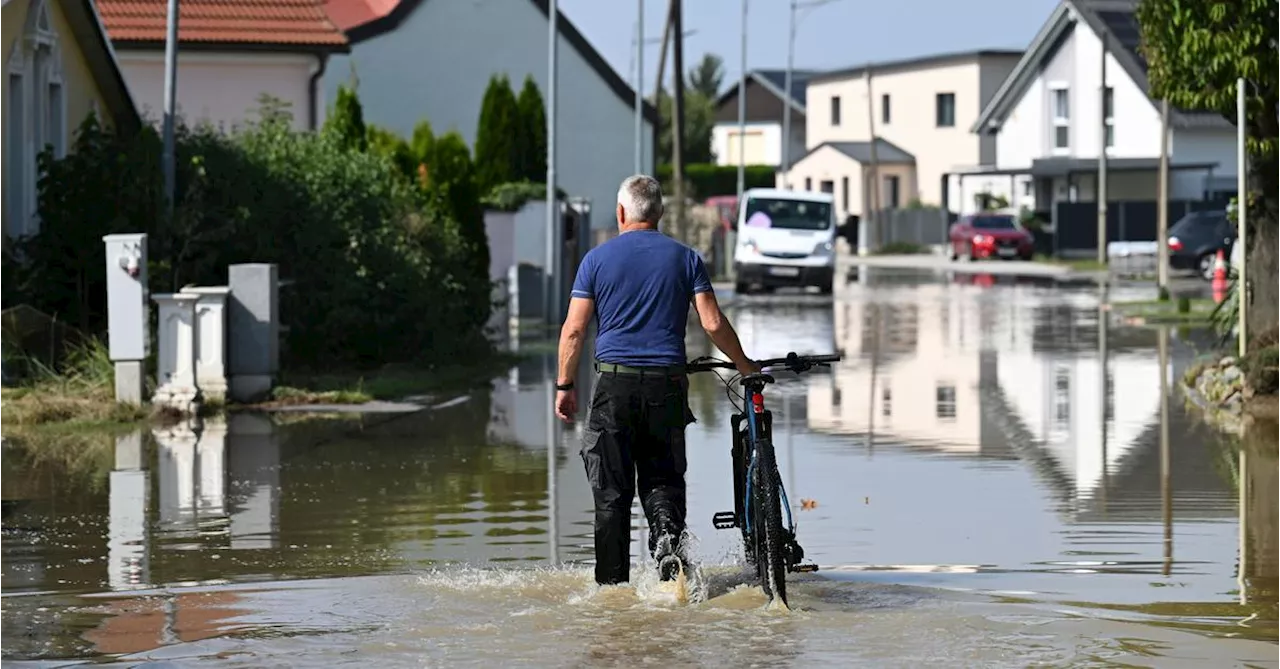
[731, 378, 773, 561]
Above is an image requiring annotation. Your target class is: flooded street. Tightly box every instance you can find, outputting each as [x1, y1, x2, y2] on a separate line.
[3, 271, 1276, 667]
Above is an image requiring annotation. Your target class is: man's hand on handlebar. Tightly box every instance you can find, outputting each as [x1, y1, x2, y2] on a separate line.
[736, 359, 762, 377]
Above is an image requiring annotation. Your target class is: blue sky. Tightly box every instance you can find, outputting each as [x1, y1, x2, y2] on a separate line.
[557, 0, 1061, 95]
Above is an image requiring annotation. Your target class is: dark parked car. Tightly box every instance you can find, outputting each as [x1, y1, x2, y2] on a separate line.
[948, 213, 1034, 261]
[1168, 210, 1235, 280]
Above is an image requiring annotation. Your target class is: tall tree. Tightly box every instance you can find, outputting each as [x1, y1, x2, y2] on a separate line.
[426, 131, 489, 312]
[1137, 0, 1279, 343]
[516, 75, 548, 183]
[657, 89, 716, 166]
[474, 74, 521, 193]
[410, 119, 435, 188]
[325, 85, 367, 152]
[687, 53, 725, 99]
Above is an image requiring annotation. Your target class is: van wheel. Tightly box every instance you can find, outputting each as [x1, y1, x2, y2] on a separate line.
[817, 280, 833, 295]
[734, 281, 751, 295]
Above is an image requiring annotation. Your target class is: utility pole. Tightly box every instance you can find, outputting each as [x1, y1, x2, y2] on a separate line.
[546, 0, 559, 325]
[781, 0, 797, 187]
[162, 0, 180, 222]
[634, 0, 644, 174]
[1097, 34, 1109, 266]
[736, 0, 747, 200]
[1236, 77, 1248, 356]
[863, 65, 881, 253]
[671, 0, 687, 243]
[1157, 99, 1170, 297]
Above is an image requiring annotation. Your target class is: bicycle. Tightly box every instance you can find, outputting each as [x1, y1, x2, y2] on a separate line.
[686, 351, 841, 607]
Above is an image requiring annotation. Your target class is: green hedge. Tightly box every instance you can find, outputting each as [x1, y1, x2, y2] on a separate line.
[3, 111, 491, 368]
[655, 163, 776, 199]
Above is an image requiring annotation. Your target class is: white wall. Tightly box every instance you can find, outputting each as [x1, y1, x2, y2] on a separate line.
[1071, 23, 1162, 160]
[712, 121, 780, 166]
[116, 51, 322, 131]
[1172, 128, 1238, 198]
[324, 1, 654, 231]
[995, 78, 1045, 170]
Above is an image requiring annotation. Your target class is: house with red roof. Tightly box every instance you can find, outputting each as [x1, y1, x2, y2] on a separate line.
[321, 0, 657, 232]
[96, 0, 348, 131]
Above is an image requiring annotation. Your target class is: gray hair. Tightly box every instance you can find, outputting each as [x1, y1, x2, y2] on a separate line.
[617, 174, 664, 224]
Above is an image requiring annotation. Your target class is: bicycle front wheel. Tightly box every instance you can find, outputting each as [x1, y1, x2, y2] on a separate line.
[750, 437, 788, 607]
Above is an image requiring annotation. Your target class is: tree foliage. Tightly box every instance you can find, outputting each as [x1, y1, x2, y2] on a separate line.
[1137, 0, 1279, 344]
[657, 89, 716, 165]
[516, 75, 549, 183]
[424, 131, 490, 317]
[474, 74, 521, 193]
[687, 53, 725, 99]
[326, 84, 368, 152]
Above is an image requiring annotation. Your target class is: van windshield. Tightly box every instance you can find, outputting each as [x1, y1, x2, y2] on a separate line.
[742, 198, 832, 231]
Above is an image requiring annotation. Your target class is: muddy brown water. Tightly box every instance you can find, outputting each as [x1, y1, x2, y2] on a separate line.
[2, 271, 1276, 667]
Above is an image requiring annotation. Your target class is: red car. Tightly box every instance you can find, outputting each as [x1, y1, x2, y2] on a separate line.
[948, 213, 1034, 261]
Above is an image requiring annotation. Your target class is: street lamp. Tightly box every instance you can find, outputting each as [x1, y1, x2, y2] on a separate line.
[781, 0, 844, 187]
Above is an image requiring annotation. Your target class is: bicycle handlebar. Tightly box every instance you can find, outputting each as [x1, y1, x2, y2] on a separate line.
[686, 351, 842, 374]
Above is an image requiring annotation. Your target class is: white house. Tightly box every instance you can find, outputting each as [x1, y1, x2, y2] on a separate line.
[322, 0, 657, 233]
[711, 69, 816, 168]
[968, 0, 1236, 214]
[784, 50, 1023, 218]
[97, 0, 348, 131]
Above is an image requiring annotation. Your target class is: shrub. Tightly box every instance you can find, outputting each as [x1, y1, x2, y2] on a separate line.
[874, 241, 928, 255]
[655, 163, 776, 199]
[474, 74, 521, 193]
[515, 75, 548, 184]
[326, 85, 367, 152]
[482, 181, 559, 212]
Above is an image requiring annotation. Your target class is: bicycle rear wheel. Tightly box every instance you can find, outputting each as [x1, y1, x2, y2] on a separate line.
[749, 437, 788, 607]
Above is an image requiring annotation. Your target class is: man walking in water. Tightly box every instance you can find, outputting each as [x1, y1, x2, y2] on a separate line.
[554, 174, 758, 586]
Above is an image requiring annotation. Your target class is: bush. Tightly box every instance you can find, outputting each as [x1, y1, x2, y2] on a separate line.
[474, 74, 521, 193]
[5, 104, 492, 369]
[482, 181, 565, 212]
[655, 163, 776, 199]
[515, 75, 548, 184]
[874, 241, 928, 255]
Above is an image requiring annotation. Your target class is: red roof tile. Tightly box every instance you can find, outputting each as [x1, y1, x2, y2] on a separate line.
[97, 0, 348, 49]
[323, 0, 399, 32]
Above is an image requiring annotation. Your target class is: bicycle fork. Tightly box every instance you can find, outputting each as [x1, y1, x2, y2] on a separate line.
[711, 409, 818, 574]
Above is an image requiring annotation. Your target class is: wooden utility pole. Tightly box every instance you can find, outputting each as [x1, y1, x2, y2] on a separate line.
[653, 1, 674, 103]
[671, 0, 687, 243]
[863, 65, 881, 251]
[1157, 99, 1170, 296]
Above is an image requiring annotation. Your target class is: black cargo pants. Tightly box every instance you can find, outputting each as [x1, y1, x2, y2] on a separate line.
[580, 366, 694, 585]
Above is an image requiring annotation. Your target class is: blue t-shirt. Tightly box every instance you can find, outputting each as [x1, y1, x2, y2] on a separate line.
[571, 229, 713, 367]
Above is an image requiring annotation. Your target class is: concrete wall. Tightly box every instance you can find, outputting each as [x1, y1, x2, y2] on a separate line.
[2, 0, 118, 236]
[115, 51, 322, 132]
[324, 0, 653, 231]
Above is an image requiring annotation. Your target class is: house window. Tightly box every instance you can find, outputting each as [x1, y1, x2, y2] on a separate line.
[936, 92, 955, 127]
[830, 95, 841, 126]
[841, 176, 849, 213]
[1051, 86, 1070, 152]
[884, 175, 900, 209]
[881, 93, 891, 124]
[804, 177, 812, 191]
[935, 384, 956, 420]
[882, 386, 892, 418]
[820, 179, 834, 194]
[6, 0, 67, 239]
[1053, 366, 1070, 425]
[1103, 86, 1114, 149]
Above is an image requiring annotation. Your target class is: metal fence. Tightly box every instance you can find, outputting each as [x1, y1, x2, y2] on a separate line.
[1052, 199, 1230, 252]
[864, 208, 956, 249]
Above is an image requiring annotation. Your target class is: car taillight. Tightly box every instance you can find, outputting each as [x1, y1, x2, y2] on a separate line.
[1168, 236, 1183, 252]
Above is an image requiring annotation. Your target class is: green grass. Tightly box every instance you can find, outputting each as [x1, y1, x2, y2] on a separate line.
[2, 338, 151, 431]
[872, 241, 929, 255]
[1033, 254, 1109, 272]
[1113, 297, 1216, 324]
[267, 352, 523, 406]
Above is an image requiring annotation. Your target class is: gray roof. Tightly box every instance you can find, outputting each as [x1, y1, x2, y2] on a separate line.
[807, 49, 1023, 85]
[795, 139, 916, 166]
[972, 0, 1230, 134]
[715, 68, 819, 114]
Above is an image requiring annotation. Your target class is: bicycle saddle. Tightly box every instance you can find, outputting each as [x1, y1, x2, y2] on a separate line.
[738, 372, 776, 386]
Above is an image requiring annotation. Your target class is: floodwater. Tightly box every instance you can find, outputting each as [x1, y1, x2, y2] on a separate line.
[2, 270, 1276, 667]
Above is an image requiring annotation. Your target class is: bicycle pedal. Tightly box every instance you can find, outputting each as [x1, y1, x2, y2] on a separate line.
[711, 511, 737, 529]
[789, 563, 819, 573]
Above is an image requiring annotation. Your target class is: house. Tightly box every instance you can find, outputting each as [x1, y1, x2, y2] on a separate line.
[321, 0, 658, 232]
[711, 69, 817, 168]
[784, 49, 1022, 218]
[968, 0, 1236, 215]
[2, 0, 140, 238]
[97, 0, 348, 131]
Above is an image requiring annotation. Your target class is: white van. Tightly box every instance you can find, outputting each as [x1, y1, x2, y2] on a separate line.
[732, 188, 836, 294]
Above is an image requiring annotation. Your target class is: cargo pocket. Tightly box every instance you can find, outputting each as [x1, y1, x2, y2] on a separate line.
[580, 427, 605, 489]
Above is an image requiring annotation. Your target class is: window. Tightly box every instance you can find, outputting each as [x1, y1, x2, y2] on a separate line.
[820, 179, 834, 194]
[1022, 180, 1033, 197]
[1053, 367, 1070, 425]
[804, 177, 812, 191]
[830, 95, 841, 126]
[935, 92, 955, 127]
[1051, 86, 1069, 152]
[935, 384, 956, 420]
[881, 93, 891, 124]
[841, 176, 849, 213]
[6, 0, 66, 239]
[742, 196, 832, 230]
[884, 175, 900, 209]
[1103, 86, 1114, 149]
[882, 386, 892, 418]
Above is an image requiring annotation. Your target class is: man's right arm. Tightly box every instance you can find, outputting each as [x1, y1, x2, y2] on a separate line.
[693, 291, 758, 376]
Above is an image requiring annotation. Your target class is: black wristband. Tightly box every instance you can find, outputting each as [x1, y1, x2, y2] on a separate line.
[555, 381, 574, 391]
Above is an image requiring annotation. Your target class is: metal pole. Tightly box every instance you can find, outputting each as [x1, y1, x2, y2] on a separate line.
[1158, 326, 1172, 576]
[671, 0, 686, 242]
[1097, 34, 1109, 266]
[736, 0, 747, 200]
[634, 0, 644, 174]
[781, 0, 796, 187]
[1236, 77, 1248, 357]
[864, 65, 881, 250]
[1157, 99, 1170, 295]
[162, 0, 180, 221]
[546, 0, 558, 326]
[1098, 281, 1109, 509]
